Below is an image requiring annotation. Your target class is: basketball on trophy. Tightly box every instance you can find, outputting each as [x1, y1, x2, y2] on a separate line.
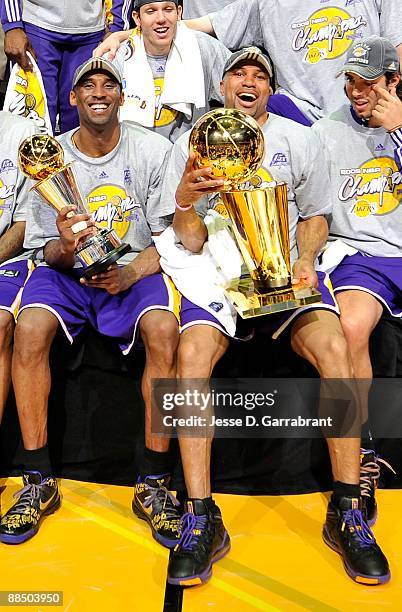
[189, 108, 265, 189]
[18, 135, 65, 181]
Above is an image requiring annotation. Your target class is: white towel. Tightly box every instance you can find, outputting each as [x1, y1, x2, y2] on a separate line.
[3, 52, 52, 134]
[120, 23, 205, 127]
[204, 209, 243, 284]
[153, 223, 238, 337]
[317, 239, 358, 274]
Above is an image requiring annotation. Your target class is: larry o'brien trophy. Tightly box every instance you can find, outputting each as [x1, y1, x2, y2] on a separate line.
[18, 134, 130, 279]
[190, 108, 322, 318]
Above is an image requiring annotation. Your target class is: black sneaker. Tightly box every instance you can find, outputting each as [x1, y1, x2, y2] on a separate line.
[132, 474, 181, 549]
[0, 471, 60, 545]
[360, 449, 396, 527]
[168, 498, 231, 586]
[323, 495, 390, 585]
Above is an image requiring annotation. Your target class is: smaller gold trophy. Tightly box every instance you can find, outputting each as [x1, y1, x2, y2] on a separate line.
[190, 109, 322, 318]
[18, 134, 130, 278]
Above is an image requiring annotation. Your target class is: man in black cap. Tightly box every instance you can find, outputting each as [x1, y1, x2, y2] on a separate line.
[159, 45, 390, 587]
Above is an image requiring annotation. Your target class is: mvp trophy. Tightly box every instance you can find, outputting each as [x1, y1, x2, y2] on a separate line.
[190, 108, 322, 318]
[18, 134, 130, 279]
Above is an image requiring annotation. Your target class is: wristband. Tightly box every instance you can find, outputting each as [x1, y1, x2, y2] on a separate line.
[175, 198, 193, 212]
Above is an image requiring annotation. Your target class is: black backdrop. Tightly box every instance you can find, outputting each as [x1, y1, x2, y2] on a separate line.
[1, 314, 401, 494]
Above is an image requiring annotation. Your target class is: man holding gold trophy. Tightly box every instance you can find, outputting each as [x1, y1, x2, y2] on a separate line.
[0, 55, 180, 544]
[156, 47, 390, 585]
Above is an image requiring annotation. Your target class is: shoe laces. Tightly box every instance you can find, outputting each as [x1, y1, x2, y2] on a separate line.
[143, 484, 180, 519]
[176, 512, 208, 552]
[341, 508, 376, 545]
[360, 455, 396, 498]
[9, 482, 42, 514]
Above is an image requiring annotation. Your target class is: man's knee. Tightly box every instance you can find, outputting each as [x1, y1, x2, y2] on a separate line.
[140, 311, 179, 364]
[0, 311, 14, 350]
[292, 327, 349, 365]
[339, 313, 370, 347]
[177, 329, 228, 377]
[14, 309, 58, 362]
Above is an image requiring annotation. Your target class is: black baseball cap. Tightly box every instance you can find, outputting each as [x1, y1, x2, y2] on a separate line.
[223, 47, 273, 79]
[337, 36, 400, 81]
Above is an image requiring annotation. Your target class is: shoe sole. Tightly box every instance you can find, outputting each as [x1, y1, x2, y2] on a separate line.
[132, 498, 179, 550]
[322, 526, 390, 585]
[167, 531, 231, 587]
[0, 494, 61, 545]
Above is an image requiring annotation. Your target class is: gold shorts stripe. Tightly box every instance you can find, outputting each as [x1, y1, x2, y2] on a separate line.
[12, 260, 35, 319]
[162, 273, 182, 322]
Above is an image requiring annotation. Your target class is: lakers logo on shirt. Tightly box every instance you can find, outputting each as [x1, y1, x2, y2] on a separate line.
[338, 157, 402, 218]
[291, 7, 367, 64]
[87, 185, 140, 239]
[0, 179, 16, 219]
[208, 167, 275, 217]
[154, 78, 178, 127]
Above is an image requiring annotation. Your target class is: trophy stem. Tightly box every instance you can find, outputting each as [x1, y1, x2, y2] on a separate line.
[222, 183, 291, 292]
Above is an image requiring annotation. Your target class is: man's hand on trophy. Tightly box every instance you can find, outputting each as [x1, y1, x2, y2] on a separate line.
[80, 264, 131, 295]
[175, 152, 225, 210]
[372, 84, 402, 132]
[57, 206, 96, 254]
[4, 28, 36, 71]
[292, 257, 318, 289]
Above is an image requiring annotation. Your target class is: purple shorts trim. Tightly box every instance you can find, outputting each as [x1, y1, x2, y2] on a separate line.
[0, 259, 34, 317]
[18, 267, 224, 353]
[330, 253, 402, 317]
[255, 272, 339, 339]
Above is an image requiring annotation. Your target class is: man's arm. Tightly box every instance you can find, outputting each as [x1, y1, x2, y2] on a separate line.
[185, 15, 215, 34]
[93, 27, 133, 59]
[293, 216, 328, 287]
[44, 206, 96, 270]
[80, 245, 161, 294]
[0, 221, 25, 264]
[1, 0, 35, 70]
[173, 152, 224, 252]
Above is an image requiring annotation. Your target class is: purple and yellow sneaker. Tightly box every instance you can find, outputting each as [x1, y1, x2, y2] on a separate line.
[360, 449, 396, 526]
[323, 495, 390, 585]
[0, 471, 60, 544]
[168, 498, 231, 587]
[132, 474, 181, 549]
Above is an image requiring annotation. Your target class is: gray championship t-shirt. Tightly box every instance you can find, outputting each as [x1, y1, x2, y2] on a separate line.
[121, 29, 230, 142]
[0, 111, 37, 261]
[183, 1, 235, 19]
[210, 0, 402, 121]
[162, 112, 332, 262]
[313, 105, 402, 257]
[24, 121, 173, 265]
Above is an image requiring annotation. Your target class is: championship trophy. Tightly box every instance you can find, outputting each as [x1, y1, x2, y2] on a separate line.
[190, 108, 322, 318]
[18, 134, 130, 278]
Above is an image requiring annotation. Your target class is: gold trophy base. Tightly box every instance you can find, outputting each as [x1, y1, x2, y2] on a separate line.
[225, 276, 322, 319]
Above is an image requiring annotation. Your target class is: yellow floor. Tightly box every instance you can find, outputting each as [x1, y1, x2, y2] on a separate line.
[0, 478, 401, 611]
